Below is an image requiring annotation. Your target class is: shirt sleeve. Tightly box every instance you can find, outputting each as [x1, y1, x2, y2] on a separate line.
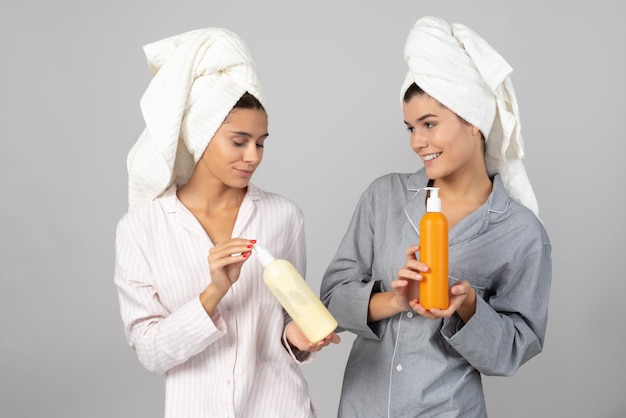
[441, 242, 552, 376]
[114, 219, 227, 375]
[320, 187, 384, 340]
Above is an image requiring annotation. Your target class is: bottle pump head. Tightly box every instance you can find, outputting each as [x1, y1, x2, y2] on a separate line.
[254, 243, 276, 267]
[424, 187, 441, 212]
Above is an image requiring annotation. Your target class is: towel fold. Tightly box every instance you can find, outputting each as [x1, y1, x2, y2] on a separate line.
[401, 16, 538, 216]
[127, 28, 266, 210]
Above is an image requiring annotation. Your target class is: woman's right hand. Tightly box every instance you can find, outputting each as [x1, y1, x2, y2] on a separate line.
[368, 244, 429, 322]
[392, 244, 428, 310]
[208, 238, 256, 294]
[199, 239, 255, 315]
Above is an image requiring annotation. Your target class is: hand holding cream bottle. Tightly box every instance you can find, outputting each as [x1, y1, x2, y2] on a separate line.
[255, 244, 338, 343]
[419, 187, 449, 310]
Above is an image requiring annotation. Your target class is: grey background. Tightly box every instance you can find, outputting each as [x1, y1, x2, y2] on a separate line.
[1, 1, 624, 417]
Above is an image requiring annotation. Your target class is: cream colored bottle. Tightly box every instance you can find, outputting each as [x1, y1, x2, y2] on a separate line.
[255, 244, 338, 343]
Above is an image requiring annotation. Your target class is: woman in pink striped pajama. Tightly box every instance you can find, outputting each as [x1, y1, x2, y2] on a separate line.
[114, 27, 338, 418]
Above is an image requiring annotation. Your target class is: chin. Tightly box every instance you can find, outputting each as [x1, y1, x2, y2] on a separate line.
[229, 180, 251, 189]
[424, 167, 440, 179]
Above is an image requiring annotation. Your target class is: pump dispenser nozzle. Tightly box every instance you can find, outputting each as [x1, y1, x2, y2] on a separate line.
[424, 187, 441, 212]
[254, 243, 275, 267]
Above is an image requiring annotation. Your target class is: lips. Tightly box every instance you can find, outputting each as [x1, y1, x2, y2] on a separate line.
[423, 152, 441, 161]
[235, 168, 254, 177]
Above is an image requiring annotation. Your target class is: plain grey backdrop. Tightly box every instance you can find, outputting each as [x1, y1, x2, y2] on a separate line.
[1, 1, 625, 417]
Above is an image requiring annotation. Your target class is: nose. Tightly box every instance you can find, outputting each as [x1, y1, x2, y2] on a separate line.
[410, 130, 426, 152]
[243, 143, 261, 166]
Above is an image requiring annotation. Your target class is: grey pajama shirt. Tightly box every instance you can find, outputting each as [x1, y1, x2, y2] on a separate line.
[320, 168, 552, 418]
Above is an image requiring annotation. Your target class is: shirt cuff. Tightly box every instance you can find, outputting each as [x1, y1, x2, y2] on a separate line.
[440, 296, 497, 344]
[185, 296, 227, 343]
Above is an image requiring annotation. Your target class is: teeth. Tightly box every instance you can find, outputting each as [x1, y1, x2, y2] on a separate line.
[423, 153, 441, 161]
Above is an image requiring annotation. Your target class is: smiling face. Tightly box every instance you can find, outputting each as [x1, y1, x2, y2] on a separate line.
[403, 93, 484, 182]
[195, 107, 268, 190]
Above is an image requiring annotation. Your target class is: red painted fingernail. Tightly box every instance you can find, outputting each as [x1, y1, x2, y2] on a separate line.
[250, 240, 257, 244]
[242, 253, 249, 258]
[247, 245, 253, 248]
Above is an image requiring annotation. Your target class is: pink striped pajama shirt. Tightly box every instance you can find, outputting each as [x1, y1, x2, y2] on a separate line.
[114, 184, 316, 418]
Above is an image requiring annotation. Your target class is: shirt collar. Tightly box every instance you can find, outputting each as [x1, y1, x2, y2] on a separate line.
[405, 168, 509, 213]
[404, 168, 510, 241]
[158, 182, 262, 215]
[159, 184, 179, 214]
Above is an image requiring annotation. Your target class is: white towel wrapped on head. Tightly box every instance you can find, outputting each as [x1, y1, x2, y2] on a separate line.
[400, 16, 539, 217]
[127, 28, 266, 210]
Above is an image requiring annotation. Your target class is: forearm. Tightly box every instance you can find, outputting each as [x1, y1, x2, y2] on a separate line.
[368, 291, 405, 322]
[442, 296, 543, 376]
[199, 283, 228, 316]
[130, 297, 226, 374]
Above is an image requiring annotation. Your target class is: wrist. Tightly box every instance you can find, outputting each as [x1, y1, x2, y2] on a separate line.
[199, 283, 228, 315]
[457, 287, 477, 322]
[389, 292, 408, 313]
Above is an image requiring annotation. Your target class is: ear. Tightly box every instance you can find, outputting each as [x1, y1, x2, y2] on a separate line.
[471, 125, 481, 137]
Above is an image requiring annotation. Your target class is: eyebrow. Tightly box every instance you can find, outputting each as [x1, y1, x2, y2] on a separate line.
[229, 130, 269, 139]
[405, 113, 438, 125]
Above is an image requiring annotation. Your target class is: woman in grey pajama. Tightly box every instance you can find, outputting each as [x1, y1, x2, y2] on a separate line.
[320, 16, 552, 418]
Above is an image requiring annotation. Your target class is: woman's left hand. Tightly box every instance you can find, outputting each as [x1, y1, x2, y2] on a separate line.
[409, 279, 477, 322]
[285, 322, 341, 352]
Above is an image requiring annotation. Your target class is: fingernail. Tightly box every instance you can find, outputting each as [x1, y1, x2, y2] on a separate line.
[250, 240, 257, 244]
[242, 253, 249, 258]
[247, 245, 253, 248]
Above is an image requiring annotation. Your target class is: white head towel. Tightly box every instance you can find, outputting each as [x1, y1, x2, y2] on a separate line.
[127, 28, 266, 210]
[400, 16, 539, 216]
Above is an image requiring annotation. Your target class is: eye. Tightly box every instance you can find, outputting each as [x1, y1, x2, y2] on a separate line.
[405, 126, 415, 133]
[232, 141, 245, 147]
[425, 122, 436, 129]
[256, 142, 264, 149]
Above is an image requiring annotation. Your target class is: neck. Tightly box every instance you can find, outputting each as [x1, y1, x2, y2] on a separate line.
[432, 166, 492, 206]
[177, 176, 247, 214]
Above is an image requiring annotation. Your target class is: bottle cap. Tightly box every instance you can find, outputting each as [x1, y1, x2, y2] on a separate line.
[424, 187, 441, 212]
[254, 243, 275, 267]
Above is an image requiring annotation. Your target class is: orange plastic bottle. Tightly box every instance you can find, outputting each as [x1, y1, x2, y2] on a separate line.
[419, 187, 449, 310]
